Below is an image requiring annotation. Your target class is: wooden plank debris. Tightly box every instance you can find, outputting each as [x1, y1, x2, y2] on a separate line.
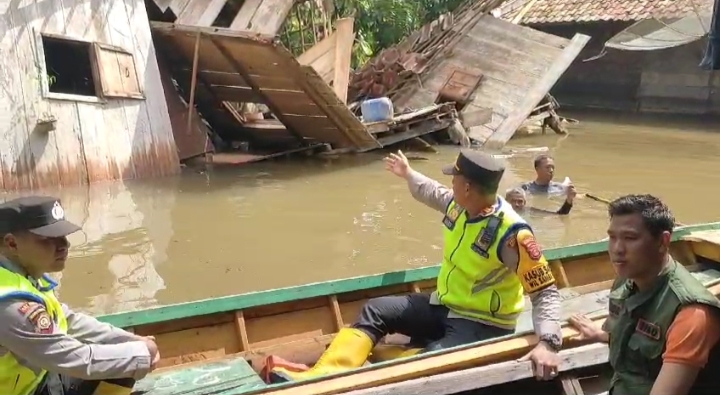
[151, 22, 380, 151]
[346, 0, 589, 149]
[332, 18, 355, 104]
[482, 32, 590, 149]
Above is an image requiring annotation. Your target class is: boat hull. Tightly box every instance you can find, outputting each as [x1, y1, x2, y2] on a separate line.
[98, 223, 720, 395]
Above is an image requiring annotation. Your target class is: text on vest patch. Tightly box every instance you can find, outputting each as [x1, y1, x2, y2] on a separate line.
[635, 319, 661, 340]
[521, 265, 554, 293]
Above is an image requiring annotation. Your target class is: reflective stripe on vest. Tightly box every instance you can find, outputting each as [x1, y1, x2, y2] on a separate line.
[436, 197, 529, 328]
[0, 268, 67, 395]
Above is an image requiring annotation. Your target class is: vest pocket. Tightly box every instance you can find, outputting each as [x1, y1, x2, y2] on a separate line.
[625, 333, 663, 376]
[490, 290, 501, 315]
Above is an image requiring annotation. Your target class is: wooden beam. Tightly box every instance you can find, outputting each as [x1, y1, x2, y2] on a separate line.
[483, 33, 590, 150]
[150, 21, 276, 43]
[343, 344, 609, 395]
[208, 36, 307, 144]
[176, 0, 226, 26]
[185, 32, 201, 145]
[297, 32, 337, 84]
[560, 374, 585, 395]
[332, 17, 355, 104]
[229, 0, 295, 35]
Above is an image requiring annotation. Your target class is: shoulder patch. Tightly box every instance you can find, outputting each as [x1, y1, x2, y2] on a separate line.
[17, 302, 34, 315]
[519, 233, 543, 261]
[27, 306, 54, 334]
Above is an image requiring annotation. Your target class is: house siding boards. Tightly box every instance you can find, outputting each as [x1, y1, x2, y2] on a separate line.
[0, 0, 179, 191]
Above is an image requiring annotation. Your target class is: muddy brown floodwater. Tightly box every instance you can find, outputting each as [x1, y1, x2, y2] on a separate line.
[3, 110, 720, 314]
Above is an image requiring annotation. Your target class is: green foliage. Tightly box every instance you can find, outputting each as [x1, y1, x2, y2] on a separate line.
[281, 0, 466, 69]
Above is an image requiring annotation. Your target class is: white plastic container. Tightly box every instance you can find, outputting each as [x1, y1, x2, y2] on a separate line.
[361, 97, 394, 122]
[561, 176, 572, 193]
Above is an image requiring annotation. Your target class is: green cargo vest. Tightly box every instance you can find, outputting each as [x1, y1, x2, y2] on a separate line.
[606, 260, 720, 395]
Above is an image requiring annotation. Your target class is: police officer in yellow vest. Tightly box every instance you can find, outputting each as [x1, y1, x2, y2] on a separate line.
[272, 149, 563, 382]
[0, 196, 160, 395]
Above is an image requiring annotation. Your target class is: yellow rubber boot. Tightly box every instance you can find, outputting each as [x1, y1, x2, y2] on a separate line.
[368, 345, 422, 363]
[270, 328, 373, 382]
[91, 381, 134, 395]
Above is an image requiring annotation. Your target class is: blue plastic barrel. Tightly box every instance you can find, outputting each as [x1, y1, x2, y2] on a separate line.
[360, 97, 394, 122]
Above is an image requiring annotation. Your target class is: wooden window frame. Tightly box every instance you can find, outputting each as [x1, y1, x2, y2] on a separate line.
[34, 31, 146, 103]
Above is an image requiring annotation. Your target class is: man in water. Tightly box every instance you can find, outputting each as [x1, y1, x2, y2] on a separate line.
[520, 154, 569, 196]
[505, 186, 576, 215]
[0, 196, 160, 395]
[569, 194, 720, 395]
[272, 149, 562, 382]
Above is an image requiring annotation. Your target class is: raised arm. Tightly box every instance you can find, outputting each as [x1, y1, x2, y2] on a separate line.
[384, 151, 454, 214]
[405, 170, 454, 213]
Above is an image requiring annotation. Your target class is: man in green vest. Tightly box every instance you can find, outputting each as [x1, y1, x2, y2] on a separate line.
[0, 196, 160, 395]
[569, 194, 720, 395]
[272, 149, 563, 382]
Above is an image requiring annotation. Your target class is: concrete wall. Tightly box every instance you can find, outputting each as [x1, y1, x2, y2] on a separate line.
[533, 21, 720, 115]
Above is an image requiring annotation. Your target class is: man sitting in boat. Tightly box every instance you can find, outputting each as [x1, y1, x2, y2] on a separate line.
[505, 187, 575, 215]
[569, 194, 720, 395]
[520, 154, 571, 196]
[0, 197, 160, 395]
[272, 149, 563, 382]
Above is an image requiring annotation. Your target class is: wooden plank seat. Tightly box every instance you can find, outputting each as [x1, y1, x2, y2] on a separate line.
[132, 357, 266, 395]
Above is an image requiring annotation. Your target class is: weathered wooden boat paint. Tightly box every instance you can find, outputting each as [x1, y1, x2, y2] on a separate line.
[106, 222, 720, 395]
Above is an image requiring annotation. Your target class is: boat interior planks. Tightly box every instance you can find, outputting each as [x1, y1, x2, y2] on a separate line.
[115, 223, 720, 395]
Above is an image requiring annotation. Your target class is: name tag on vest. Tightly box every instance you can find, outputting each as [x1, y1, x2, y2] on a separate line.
[443, 205, 464, 230]
[635, 319, 661, 340]
[609, 301, 622, 316]
[471, 215, 502, 258]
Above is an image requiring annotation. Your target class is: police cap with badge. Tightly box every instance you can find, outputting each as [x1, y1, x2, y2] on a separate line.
[0, 196, 81, 237]
[441, 148, 505, 192]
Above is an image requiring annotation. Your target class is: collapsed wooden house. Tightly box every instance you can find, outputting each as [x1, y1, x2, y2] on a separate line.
[0, 0, 180, 191]
[347, 0, 590, 149]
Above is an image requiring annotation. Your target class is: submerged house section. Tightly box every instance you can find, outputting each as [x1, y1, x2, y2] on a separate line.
[0, 0, 179, 191]
[348, 0, 589, 149]
[151, 23, 380, 152]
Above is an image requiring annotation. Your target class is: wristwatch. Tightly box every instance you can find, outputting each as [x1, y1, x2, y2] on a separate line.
[539, 334, 562, 352]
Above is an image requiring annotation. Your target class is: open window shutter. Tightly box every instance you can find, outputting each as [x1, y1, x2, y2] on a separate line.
[93, 43, 144, 99]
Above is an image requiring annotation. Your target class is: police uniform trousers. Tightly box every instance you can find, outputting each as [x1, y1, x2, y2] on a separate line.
[34, 373, 135, 395]
[353, 293, 513, 352]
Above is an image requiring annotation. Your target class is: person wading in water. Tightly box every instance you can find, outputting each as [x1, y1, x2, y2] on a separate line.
[569, 194, 720, 395]
[505, 187, 576, 215]
[271, 149, 563, 382]
[520, 154, 572, 196]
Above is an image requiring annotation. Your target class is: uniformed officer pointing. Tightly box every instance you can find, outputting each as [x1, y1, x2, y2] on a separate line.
[272, 149, 563, 382]
[0, 196, 159, 395]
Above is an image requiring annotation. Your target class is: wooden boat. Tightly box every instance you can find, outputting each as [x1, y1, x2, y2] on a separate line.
[110, 223, 720, 395]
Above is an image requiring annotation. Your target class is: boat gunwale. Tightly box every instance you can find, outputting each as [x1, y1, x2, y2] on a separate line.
[98, 222, 720, 328]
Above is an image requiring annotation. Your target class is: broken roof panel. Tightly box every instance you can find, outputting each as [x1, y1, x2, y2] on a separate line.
[506, 0, 712, 25]
[152, 23, 380, 150]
